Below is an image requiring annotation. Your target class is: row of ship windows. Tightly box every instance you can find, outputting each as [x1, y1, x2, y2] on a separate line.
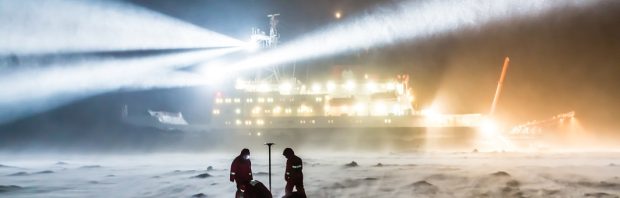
[215, 97, 323, 104]
[222, 119, 393, 126]
[213, 107, 314, 115]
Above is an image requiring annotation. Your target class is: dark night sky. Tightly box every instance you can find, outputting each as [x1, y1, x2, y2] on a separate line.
[130, 0, 620, 132]
[129, 0, 387, 41]
[1, 0, 620, 150]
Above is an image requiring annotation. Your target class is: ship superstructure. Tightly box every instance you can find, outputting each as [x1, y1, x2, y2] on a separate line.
[211, 73, 482, 130]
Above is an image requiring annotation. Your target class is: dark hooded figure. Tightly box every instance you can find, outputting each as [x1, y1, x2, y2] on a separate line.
[231, 148, 253, 197]
[283, 148, 306, 198]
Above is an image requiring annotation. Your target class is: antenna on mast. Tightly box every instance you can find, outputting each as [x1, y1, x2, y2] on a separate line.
[267, 13, 280, 48]
[250, 13, 282, 82]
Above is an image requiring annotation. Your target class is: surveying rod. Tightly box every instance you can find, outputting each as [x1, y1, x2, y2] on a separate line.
[265, 142, 275, 192]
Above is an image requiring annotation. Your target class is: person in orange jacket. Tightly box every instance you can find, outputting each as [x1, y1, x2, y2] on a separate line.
[231, 148, 253, 197]
[283, 148, 306, 198]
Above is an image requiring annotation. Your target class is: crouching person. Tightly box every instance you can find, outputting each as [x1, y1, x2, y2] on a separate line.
[246, 180, 273, 198]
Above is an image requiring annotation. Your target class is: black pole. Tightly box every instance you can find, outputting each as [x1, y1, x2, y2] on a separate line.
[265, 142, 274, 192]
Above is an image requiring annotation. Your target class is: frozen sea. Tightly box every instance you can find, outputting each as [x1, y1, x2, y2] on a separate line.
[1, 151, 620, 198]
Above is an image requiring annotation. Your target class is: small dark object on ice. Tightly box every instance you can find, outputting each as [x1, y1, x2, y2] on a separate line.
[491, 171, 511, 177]
[55, 161, 68, 165]
[506, 180, 520, 188]
[584, 192, 619, 198]
[7, 172, 27, 176]
[345, 161, 358, 167]
[35, 170, 54, 174]
[174, 170, 196, 174]
[411, 180, 439, 194]
[192, 193, 207, 198]
[472, 149, 479, 153]
[0, 164, 16, 168]
[240, 180, 272, 198]
[375, 163, 383, 167]
[192, 173, 212, 178]
[206, 166, 214, 171]
[0, 185, 22, 193]
[412, 180, 433, 187]
[609, 163, 616, 167]
[80, 165, 102, 169]
[254, 172, 269, 176]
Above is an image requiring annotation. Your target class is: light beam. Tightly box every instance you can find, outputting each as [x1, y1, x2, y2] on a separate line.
[0, 0, 244, 55]
[0, 48, 240, 124]
[205, 0, 598, 75]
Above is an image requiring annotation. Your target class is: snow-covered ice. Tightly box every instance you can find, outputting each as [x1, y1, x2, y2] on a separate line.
[1, 152, 619, 197]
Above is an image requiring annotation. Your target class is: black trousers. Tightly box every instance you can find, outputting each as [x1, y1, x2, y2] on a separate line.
[235, 181, 250, 198]
[285, 180, 306, 198]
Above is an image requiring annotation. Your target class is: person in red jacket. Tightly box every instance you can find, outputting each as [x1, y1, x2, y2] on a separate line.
[231, 148, 253, 197]
[283, 148, 306, 198]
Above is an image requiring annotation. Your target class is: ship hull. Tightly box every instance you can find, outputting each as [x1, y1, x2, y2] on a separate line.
[198, 127, 479, 152]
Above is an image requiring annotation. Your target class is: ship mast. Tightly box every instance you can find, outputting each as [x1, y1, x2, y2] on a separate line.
[251, 13, 282, 82]
[267, 13, 280, 48]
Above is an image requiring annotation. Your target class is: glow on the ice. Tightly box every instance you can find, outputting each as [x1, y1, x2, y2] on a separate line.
[204, 0, 598, 75]
[477, 117, 516, 151]
[422, 105, 441, 118]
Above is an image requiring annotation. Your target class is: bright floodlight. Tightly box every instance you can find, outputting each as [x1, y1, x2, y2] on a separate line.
[366, 81, 378, 92]
[480, 118, 498, 135]
[422, 105, 440, 116]
[345, 80, 356, 91]
[311, 83, 322, 93]
[258, 83, 270, 92]
[335, 11, 342, 19]
[279, 82, 293, 93]
[476, 117, 516, 151]
[354, 103, 365, 113]
[373, 102, 387, 115]
[244, 40, 260, 52]
[326, 81, 336, 92]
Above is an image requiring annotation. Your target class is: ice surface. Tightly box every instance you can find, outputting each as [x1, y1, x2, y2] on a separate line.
[0, 152, 619, 197]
